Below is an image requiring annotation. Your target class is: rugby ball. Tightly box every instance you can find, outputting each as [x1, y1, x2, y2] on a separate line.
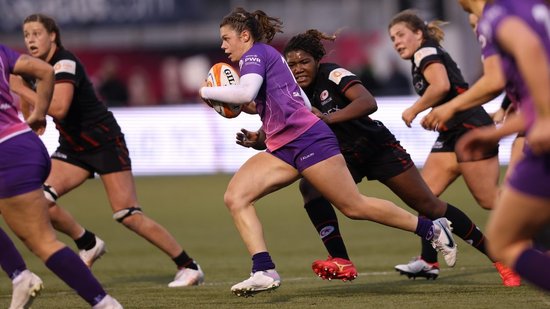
[206, 62, 242, 118]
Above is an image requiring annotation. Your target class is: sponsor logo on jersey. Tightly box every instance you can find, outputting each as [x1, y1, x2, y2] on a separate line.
[433, 141, 443, 149]
[328, 68, 354, 85]
[477, 33, 487, 49]
[319, 225, 335, 239]
[413, 47, 437, 67]
[52, 151, 68, 159]
[414, 80, 425, 92]
[320, 90, 329, 101]
[53, 59, 76, 75]
[243, 54, 261, 67]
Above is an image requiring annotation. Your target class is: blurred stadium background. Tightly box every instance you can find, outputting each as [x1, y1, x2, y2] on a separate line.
[2, 0, 515, 175]
[2, 0, 485, 106]
[2, 2, 549, 308]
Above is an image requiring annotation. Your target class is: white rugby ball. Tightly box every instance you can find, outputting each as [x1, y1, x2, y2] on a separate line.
[206, 62, 242, 118]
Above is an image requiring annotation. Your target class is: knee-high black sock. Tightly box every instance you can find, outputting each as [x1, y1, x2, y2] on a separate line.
[444, 204, 489, 259]
[305, 197, 349, 260]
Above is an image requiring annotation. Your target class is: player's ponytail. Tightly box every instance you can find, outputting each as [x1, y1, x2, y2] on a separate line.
[252, 10, 283, 43]
[221, 7, 283, 43]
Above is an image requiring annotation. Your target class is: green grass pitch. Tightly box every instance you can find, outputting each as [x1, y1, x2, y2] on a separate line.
[1, 172, 549, 308]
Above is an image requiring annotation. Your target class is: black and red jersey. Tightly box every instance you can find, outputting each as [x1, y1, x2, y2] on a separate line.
[411, 40, 469, 104]
[46, 48, 123, 152]
[303, 63, 397, 149]
[411, 40, 489, 129]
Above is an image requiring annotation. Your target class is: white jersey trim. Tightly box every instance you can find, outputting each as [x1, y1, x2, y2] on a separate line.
[414, 47, 438, 67]
[0, 127, 31, 143]
[53, 59, 76, 75]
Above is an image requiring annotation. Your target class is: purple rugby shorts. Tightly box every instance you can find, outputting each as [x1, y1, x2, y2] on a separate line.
[507, 145, 550, 199]
[270, 121, 341, 173]
[0, 132, 51, 198]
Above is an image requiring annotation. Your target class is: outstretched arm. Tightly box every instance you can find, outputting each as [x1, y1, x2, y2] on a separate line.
[421, 54, 505, 130]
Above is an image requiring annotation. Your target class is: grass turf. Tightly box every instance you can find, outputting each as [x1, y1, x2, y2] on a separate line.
[1, 172, 549, 308]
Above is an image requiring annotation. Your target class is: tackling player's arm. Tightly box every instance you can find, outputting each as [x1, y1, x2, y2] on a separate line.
[322, 83, 377, 125]
[236, 127, 266, 150]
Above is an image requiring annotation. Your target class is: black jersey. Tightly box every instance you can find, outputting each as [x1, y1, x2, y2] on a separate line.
[411, 40, 489, 129]
[47, 48, 122, 152]
[304, 63, 413, 180]
[303, 63, 396, 148]
[411, 40, 468, 101]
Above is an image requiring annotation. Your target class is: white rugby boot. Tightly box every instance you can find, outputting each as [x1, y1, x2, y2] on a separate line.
[231, 269, 281, 297]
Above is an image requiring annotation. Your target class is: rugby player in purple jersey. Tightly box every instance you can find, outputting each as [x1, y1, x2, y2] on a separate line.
[0, 43, 121, 308]
[200, 7, 457, 297]
[456, 0, 550, 292]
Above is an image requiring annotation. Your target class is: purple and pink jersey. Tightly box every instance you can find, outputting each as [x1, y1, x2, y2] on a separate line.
[478, 0, 550, 131]
[239, 43, 319, 151]
[0, 44, 29, 143]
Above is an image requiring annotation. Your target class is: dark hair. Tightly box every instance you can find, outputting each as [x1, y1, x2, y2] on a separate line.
[388, 9, 447, 43]
[220, 7, 283, 43]
[283, 29, 335, 61]
[23, 13, 63, 48]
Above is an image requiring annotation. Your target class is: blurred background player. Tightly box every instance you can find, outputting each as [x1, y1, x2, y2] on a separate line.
[0, 43, 121, 308]
[388, 9, 511, 282]
[456, 0, 550, 292]
[11, 13, 204, 288]
[200, 7, 456, 297]
[421, 10, 550, 253]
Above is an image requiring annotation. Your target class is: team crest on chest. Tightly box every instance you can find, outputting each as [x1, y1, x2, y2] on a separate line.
[319, 90, 329, 101]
